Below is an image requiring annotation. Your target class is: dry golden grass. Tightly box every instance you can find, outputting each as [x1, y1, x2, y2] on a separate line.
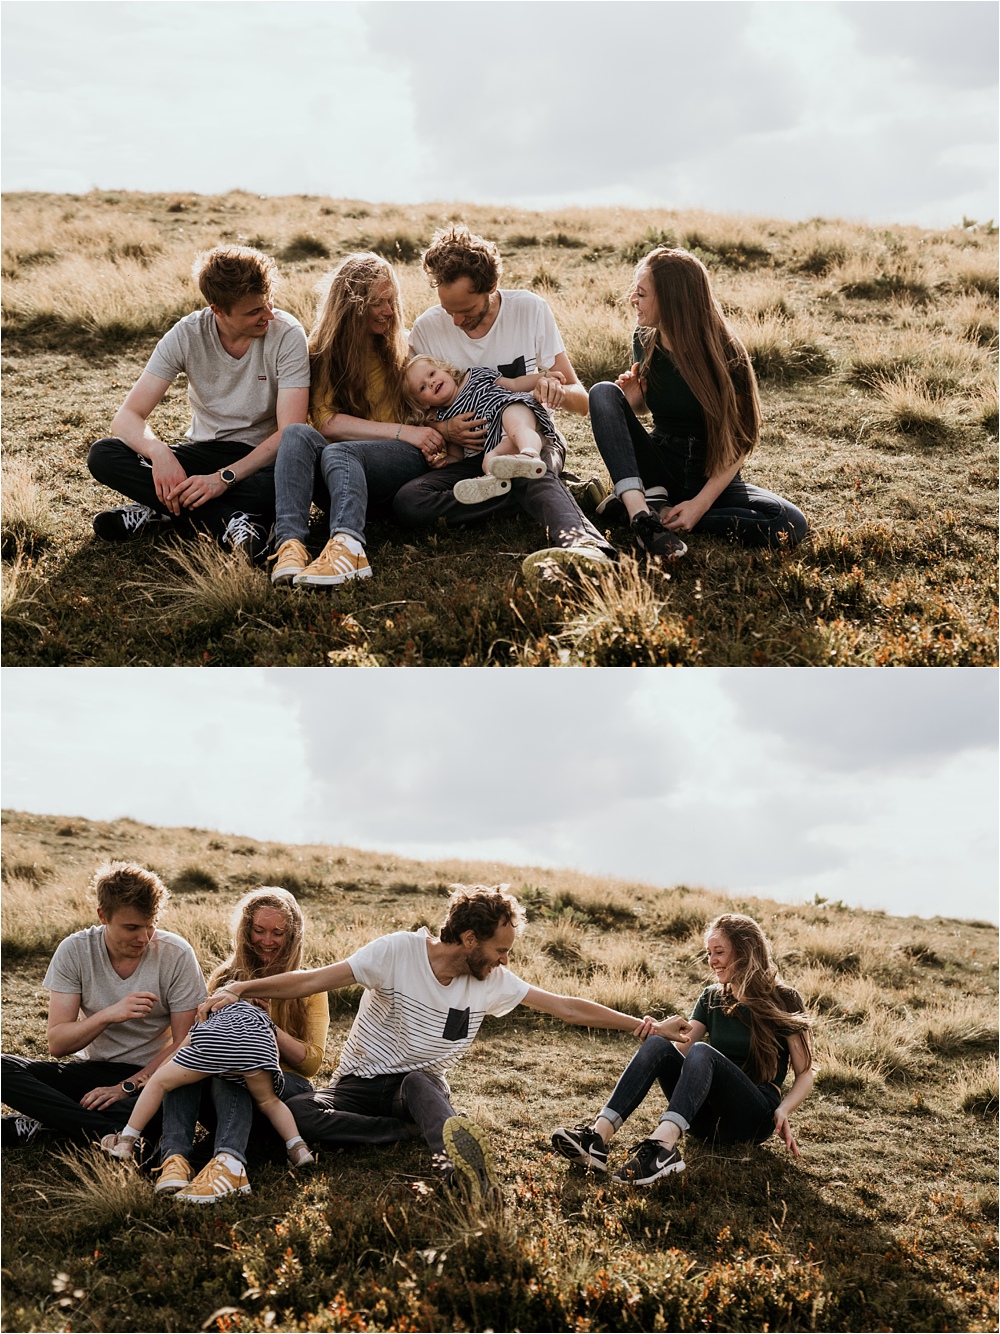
[2, 191, 996, 666]
[136, 535, 274, 626]
[1, 458, 57, 552]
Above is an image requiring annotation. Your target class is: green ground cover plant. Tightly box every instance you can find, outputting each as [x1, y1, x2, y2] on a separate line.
[1, 193, 997, 665]
[2, 809, 997, 1331]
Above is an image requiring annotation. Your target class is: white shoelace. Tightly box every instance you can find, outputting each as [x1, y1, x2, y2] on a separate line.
[223, 512, 262, 548]
[119, 505, 155, 533]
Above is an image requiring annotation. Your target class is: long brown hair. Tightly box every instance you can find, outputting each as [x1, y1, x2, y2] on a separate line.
[208, 887, 309, 1037]
[634, 248, 761, 477]
[309, 252, 408, 422]
[706, 913, 811, 1084]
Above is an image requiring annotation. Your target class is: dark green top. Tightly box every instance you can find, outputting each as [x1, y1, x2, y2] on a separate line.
[690, 984, 800, 1087]
[632, 330, 705, 437]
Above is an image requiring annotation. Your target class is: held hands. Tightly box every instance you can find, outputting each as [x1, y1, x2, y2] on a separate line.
[773, 1108, 800, 1157]
[634, 1014, 693, 1042]
[167, 472, 230, 510]
[533, 370, 567, 409]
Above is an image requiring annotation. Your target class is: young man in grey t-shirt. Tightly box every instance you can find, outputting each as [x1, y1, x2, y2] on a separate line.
[87, 245, 310, 561]
[0, 862, 206, 1173]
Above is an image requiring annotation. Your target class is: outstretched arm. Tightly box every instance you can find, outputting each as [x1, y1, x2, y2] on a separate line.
[521, 986, 690, 1040]
[773, 1032, 814, 1158]
[198, 960, 357, 1020]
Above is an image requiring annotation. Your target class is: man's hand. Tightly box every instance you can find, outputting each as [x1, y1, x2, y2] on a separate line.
[79, 1083, 132, 1112]
[661, 499, 708, 534]
[533, 371, 567, 409]
[168, 472, 230, 510]
[774, 1108, 800, 1157]
[197, 989, 240, 1022]
[105, 992, 159, 1024]
[436, 413, 487, 449]
[645, 1014, 693, 1042]
[150, 447, 188, 515]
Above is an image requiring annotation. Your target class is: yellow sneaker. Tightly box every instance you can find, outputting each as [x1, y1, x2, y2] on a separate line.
[293, 536, 372, 587]
[154, 1153, 193, 1195]
[270, 538, 310, 586]
[173, 1154, 250, 1204]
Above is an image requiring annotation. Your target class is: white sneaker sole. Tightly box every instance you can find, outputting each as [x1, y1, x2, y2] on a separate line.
[154, 1178, 192, 1195]
[174, 1183, 252, 1204]
[271, 566, 307, 586]
[551, 1129, 608, 1172]
[487, 455, 546, 480]
[615, 1159, 686, 1186]
[453, 476, 511, 505]
[293, 566, 373, 587]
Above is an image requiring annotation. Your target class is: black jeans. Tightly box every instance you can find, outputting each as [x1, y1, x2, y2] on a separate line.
[0, 1054, 154, 1142]
[288, 1070, 455, 1160]
[588, 382, 808, 549]
[392, 434, 616, 557]
[87, 437, 276, 541]
[599, 1037, 780, 1145]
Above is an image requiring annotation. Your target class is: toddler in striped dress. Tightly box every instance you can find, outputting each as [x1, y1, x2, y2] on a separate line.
[99, 1001, 314, 1170]
[404, 356, 562, 504]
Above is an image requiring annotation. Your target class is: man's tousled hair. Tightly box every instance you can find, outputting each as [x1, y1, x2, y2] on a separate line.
[93, 861, 167, 921]
[439, 884, 525, 944]
[422, 225, 501, 294]
[194, 245, 278, 312]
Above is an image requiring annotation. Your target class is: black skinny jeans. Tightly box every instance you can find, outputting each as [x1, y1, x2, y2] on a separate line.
[287, 1070, 454, 1160]
[589, 381, 808, 549]
[599, 1037, 781, 1145]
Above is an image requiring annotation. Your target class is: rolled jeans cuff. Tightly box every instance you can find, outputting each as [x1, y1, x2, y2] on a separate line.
[598, 1105, 624, 1131]
[614, 476, 644, 499]
[659, 1109, 690, 1133]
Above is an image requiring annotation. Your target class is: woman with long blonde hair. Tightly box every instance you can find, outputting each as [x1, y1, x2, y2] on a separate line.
[156, 886, 329, 1203]
[270, 252, 445, 587]
[550, 913, 814, 1186]
[590, 247, 808, 559]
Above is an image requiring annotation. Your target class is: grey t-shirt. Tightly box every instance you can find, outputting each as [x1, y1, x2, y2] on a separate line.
[43, 926, 207, 1065]
[145, 307, 311, 448]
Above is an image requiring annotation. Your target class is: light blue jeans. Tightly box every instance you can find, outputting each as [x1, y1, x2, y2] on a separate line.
[159, 1071, 314, 1167]
[274, 423, 429, 548]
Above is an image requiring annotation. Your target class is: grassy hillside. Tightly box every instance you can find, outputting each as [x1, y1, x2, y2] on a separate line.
[2, 808, 996, 1332]
[1, 192, 997, 666]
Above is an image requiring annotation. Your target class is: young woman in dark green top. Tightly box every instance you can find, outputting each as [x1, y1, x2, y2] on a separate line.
[551, 913, 814, 1186]
[589, 247, 808, 559]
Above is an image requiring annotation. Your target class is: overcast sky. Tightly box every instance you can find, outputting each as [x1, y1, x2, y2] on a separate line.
[2, 1, 996, 227]
[2, 668, 996, 923]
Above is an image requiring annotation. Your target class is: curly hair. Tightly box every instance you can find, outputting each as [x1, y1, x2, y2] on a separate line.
[633, 247, 761, 477]
[422, 225, 502, 294]
[402, 354, 465, 421]
[93, 862, 168, 921]
[706, 913, 812, 1085]
[193, 245, 278, 312]
[439, 885, 526, 944]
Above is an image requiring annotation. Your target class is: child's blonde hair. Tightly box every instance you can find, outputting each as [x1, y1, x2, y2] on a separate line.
[403, 354, 465, 421]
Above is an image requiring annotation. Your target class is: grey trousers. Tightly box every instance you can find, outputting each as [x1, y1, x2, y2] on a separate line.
[288, 1070, 454, 1159]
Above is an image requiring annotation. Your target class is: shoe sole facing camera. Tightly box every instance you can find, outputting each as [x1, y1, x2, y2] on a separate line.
[453, 476, 511, 504]
[551, 1127, 608, 1172]
[521, 545, 615, 584]
[487, 455, 546, 480]
[442, 1116, 499, 1202]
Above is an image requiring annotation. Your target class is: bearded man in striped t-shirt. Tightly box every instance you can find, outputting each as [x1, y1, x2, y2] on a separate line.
[198, 885, 690, 1199]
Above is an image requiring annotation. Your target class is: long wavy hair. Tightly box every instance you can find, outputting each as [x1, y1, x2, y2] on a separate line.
[208, 887, 309, 1037]
[634, 248, 761, 477]
[707, 913, 812, 1084]
[309, 252, 409, 423]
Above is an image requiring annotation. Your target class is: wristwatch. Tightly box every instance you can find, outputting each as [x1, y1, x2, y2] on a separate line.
[121, 1078, 140, 1095]
[219, 468, 237, 487]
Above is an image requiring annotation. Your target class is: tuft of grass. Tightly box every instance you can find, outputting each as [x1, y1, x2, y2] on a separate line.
[1, 544, 49, 628]
[871, 370, 948, 434]
[280, 233, 330, 262]
[1, 459, 57, 554]
[954, 1056, 999, 1118]
[136, 536, 274, 626]
[28, 1146, 157, 1229]
[731, 311, 831, 380]
[169, 865, 220, 894]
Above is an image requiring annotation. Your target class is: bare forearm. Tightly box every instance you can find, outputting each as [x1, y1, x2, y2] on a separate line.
[322, 414, 403, 443]
[692, 455, 745, 512]
[47, 1011, 116, 1058]
[226, 962, 347, 1001]
[560, 381, 590, 416]
[108, 407, 169, 458]
[559, 997, 640, 1031]
[777, 1070, 813, 1117]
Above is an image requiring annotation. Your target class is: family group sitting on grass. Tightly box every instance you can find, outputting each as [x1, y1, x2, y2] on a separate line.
[1, 862, 814, 1204]
[86, 225, 808, 588]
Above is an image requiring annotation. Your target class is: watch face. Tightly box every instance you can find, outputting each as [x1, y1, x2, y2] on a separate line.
[122, 1080, 137, 1094]
[221, 468, 237, 485]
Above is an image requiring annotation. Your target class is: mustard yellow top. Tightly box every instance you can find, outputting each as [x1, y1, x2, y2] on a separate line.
[273, 989, 330, 1078]
[310, 353, 397, 429]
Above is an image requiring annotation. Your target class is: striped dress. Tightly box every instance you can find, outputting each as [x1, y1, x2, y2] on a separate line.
[434, 366, 561, 457]
[173, 1000, 284, 1096]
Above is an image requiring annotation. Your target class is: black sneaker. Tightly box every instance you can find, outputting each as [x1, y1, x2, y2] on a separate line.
[221, 512, 269, 563]
[92, 504, 171, 542]
[551, 1123, 608, 1173]
[612, 1138, 686, 1185]
[1, 1114, 43, 1146]
[595, 492, 627, 524]
[630, 510, 688, 561]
